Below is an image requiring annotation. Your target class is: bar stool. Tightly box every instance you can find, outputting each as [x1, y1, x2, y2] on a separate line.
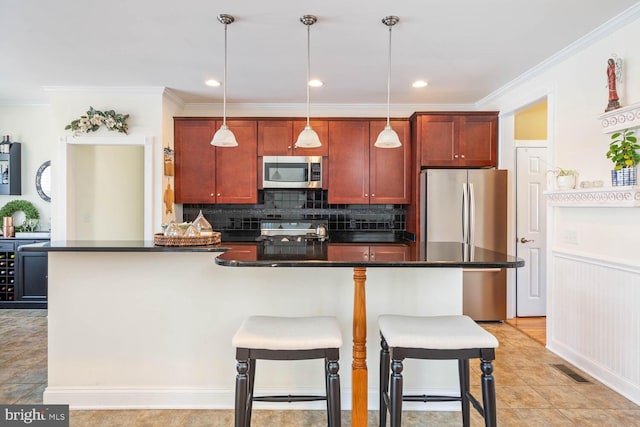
[232, 315, 342, 427]
[378, 314, 499, 427]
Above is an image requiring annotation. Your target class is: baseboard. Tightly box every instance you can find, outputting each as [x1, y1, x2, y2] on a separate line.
[548, 339, 640, 406]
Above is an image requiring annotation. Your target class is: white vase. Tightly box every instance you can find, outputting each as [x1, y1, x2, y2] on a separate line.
[556, 175, 575, 190]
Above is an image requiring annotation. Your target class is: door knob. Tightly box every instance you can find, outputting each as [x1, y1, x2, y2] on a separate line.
[519, 237, 534, 243]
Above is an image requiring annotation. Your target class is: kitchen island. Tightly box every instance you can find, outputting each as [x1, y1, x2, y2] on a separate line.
[23, 240, 522, 425]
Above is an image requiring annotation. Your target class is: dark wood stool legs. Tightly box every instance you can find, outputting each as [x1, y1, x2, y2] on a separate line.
[235, 348, 341, 427]
[378, 334, 497, 427]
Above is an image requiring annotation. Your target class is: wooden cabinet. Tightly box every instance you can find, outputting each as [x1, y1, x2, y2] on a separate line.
[215, 120, 258, 204]
[328, 119, 410, 204]
[415, 113, 498, 167]
[175, 118, 258, 204]
[328, 120, 370, 204]
[327, 244, 409, 261]
[258, 119, 329, 156]
[369, 120, 411, 204]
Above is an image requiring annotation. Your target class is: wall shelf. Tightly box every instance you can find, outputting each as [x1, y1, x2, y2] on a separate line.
[599, 102, 640, 133]
[545, 186, 640, 207]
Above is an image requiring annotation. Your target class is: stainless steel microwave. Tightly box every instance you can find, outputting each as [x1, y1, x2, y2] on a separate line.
[262, 156, 322, 189]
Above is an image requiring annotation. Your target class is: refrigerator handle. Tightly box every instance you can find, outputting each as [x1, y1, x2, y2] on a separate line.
[462, 183, 469, 244]
[469, 182, 476, 247]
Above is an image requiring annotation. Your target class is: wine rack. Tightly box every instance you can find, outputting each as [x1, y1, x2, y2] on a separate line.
[0, 242, 15, 302]
[0, 238, 48, 308]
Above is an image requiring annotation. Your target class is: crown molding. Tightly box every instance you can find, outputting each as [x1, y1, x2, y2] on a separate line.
[162, 88, 185, 108]
[42, 86, 166, 95]
[477, 2, 640, 109]
[180, 102, 477, 117]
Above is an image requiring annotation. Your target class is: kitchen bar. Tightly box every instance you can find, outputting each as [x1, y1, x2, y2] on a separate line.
[24, 241, 522, 427]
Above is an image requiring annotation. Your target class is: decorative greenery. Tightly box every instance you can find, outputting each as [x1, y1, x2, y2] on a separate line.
[607, 129, 640, 170]
[0, 200, 39, 232]
[65, 106, 129, 135]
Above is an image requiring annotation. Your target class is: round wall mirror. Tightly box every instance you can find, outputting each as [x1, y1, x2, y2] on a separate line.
[36, 160, 51, 202]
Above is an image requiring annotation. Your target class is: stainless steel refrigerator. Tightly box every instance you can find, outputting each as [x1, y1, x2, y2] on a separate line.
[420, 169, 508, 321]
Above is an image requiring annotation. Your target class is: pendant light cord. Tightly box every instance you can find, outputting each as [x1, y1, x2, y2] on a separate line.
[386, 24, 392, 127]
[306, 23, 311, 127]
[223, 22, 228, 127]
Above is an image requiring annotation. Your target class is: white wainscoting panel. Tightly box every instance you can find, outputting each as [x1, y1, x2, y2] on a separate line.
[549, 251, 640, 405]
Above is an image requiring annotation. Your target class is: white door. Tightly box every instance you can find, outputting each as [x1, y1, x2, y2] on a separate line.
[515, 147, 547, 316]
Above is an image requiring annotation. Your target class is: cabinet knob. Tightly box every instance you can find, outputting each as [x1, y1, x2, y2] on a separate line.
[370, 252, 375, 260]
[454, 154, 459, 159]
[364, 193, 368, 197]
[371, 194, 375, 197]
[363, 251, 368, 259]
[210, 193, 214, 197]
[461, 154, 465, 159]
[217, 193, 221, 197]
[288, 145, 292, 149]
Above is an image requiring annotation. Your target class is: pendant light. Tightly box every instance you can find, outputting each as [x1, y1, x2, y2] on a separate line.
[211, 14, 238, 147]
[375, 16, 401, 148]
[295, 15, 322, 148]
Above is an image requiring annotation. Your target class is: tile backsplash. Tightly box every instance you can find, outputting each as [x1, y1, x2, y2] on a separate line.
[183, 190, 405, 240]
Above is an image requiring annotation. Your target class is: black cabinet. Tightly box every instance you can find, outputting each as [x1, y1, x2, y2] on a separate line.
[0, 142, 21, 195]
[0, 238, 48, 308]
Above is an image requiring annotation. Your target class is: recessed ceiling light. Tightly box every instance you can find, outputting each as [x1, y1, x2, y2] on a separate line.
[205, 79, 221, 87]
[412, 80, 428, 88]
[308, 79, 324, 87]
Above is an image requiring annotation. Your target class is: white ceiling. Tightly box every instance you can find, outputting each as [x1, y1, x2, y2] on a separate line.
[1, 0, 638, 106]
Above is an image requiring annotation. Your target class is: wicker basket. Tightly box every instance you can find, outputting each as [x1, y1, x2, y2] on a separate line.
[153, 232, 221, 247]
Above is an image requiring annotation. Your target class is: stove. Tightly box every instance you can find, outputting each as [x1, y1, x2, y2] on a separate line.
[257, 221, 328, 260]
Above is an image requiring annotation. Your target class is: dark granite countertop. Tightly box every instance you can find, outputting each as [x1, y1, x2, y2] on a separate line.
[215, 241, 524, 268]
[19, 240, 524, 270]
[17, 240, 228, 253]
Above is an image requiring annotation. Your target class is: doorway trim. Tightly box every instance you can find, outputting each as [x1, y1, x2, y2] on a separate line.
[52, 135, 154, 241]
[498, 86, 555, 319]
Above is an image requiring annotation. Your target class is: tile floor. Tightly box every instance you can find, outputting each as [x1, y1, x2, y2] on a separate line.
[1, 309, 639, 426]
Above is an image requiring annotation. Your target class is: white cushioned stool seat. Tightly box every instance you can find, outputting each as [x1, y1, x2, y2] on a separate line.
[232, 315, 343, 350]
[378, 314, 499, 427]
[378, 314, 498, 350]
[233, 315, 343, 427]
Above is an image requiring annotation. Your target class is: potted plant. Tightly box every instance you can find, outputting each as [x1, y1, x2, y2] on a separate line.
[606, 129, 639, 186]
[549, 167, 578, 190]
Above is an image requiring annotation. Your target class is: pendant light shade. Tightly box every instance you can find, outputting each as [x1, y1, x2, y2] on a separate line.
[211, 14, 238, 147]
[375, 15, 401, 149]
[295, 15, 322, 149]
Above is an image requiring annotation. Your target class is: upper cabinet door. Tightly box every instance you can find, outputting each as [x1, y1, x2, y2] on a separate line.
[328, 120, 370, 204]
[419, 115, 457, 167]
[257, 120, 293, 156]
[458, 115, 497, 167]
[369, 119, 411, 204]
[174, 118, 216, 203]
[216, 120, 258, 204]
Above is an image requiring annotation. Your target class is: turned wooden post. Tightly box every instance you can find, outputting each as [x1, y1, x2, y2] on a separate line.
[352, 267, 368, 427]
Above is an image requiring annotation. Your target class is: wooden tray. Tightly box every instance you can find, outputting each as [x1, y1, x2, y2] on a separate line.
[153, 232, 221, 247]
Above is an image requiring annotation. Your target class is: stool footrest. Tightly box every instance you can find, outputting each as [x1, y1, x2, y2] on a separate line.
[253, 394, 327, 403]
[403, 394, 462, 403]
[466, 391, 485, 418]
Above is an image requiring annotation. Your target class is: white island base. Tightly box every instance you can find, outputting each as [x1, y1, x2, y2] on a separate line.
[44, 251, 464, 411]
